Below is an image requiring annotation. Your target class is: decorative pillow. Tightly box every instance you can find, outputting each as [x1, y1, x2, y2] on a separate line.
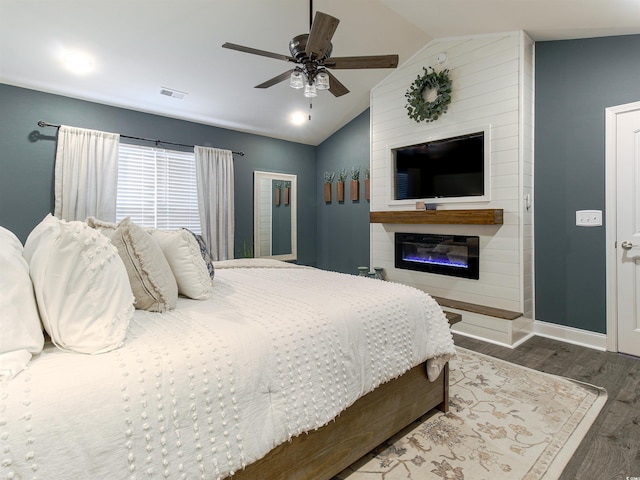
[22, 215, 133, 354]
[108, 218, 178, 312]
[151, 230, 213, 300]
[0, 226, 45, 380]
[86, 216, 118, 233]
[184, 228, 215, 279]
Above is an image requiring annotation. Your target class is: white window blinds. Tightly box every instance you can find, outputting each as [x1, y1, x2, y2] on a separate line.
[116, 144, 201, 233]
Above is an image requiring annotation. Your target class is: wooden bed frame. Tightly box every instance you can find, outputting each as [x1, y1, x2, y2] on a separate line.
[228, 361, 449, 480]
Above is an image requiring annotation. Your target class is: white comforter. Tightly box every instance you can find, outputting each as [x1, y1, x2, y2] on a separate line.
[1, 262, 455, 480]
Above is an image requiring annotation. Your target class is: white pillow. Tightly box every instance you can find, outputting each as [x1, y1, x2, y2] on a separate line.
[151, 230, 213, 300]
[183, 229, 215, 279]
[23, 215, 134, 354]
[0, 226, 44, 379]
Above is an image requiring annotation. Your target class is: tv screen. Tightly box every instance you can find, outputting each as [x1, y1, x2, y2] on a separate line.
[393, 131, 485, 200]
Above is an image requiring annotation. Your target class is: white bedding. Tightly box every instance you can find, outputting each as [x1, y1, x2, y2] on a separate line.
[0, 262, 455, 480]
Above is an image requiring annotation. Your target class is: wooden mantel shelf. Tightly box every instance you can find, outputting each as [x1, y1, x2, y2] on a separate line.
[369, 209, 503, 225]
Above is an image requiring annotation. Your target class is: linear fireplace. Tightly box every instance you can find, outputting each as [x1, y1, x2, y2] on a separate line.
[395, 233, 480, 279]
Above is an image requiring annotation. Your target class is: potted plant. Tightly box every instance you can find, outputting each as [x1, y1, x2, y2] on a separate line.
[323, 171, 335, 203]
[336, 168, 348, 202]
[237, 237, 253, 258]
[364, 167, 370, 201]
[350, 166, 360, 201]
[274, 180, 282, 206]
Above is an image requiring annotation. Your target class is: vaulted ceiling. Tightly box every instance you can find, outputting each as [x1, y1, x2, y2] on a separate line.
[1, 0, 639, 145]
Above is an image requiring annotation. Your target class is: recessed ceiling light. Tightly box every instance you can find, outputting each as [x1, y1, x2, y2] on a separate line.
[64, 51, 93, 74]
[291, 112, 307, 125]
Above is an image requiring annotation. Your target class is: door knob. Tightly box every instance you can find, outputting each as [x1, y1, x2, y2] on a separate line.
[621, 241, 635, 250]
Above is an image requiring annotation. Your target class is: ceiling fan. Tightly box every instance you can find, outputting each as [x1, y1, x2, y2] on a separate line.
[221, 1, 399, 98]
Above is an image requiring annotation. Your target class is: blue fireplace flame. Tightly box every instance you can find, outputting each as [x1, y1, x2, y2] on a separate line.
[402, 254, 468, 269]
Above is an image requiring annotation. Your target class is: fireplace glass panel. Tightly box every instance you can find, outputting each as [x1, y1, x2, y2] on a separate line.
[395, 233, 479, 279]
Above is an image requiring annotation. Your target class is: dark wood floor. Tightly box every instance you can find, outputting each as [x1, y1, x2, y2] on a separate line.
[453, 334, 640, 480]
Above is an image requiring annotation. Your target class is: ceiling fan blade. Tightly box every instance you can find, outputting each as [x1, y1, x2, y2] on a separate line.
[325, 55, 399, 69]
[255, 70, 295, 89]
[327, 71, 349, 97]
[305, 11, 339, 59]
[222, 42, 295, 63]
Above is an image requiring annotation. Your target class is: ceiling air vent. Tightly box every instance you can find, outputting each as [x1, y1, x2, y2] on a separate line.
[160, 87, 187, 99]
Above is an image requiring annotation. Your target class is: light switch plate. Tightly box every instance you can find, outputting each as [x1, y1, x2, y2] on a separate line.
[576, 210, 602, 227]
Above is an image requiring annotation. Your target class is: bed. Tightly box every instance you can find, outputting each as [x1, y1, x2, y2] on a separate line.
[0, 217, 455, 480]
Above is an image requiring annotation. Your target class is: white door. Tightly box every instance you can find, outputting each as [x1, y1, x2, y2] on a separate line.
[615, 106, 640, 357]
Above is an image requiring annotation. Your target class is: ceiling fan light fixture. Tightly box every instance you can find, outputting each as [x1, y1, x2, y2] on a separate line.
[315, 70, 330, 90]
[222, 3, 398, 101]
[304, 83, 317, 98]
[289, 70, 305, 89]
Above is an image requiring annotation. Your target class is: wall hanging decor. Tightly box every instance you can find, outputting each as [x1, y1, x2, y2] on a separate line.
[405, 66, 452, 123]
[350, 166, 360, 201]
[323, 171, 335, 203]
[274, 180, 282, 206]
[336, 168, 347, 202]
[284, 181, 291, 205]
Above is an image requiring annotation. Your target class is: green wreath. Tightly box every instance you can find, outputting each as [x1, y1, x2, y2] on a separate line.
[405, 67, 452, 123]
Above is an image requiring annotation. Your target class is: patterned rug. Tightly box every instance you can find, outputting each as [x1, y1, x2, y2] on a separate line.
[335, 347, 607, 480]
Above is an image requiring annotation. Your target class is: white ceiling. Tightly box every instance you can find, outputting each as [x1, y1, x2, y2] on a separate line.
[1, 0, 639, 146]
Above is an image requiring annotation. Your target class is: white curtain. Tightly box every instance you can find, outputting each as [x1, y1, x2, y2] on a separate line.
[195, 146, 234, 260]
[54, 125, 120, 221]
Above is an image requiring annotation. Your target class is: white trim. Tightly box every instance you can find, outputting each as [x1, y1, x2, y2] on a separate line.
[533, 320, 607, 351]
[385, 124, 491, 206]
[454, 322, 606, 352]
[605, 101, 640, 353]
[452, 329, 534, 349]
[253, 171, 297, 262]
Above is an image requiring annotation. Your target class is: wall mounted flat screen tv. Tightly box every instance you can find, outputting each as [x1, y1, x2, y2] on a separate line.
[393, 130, 486, 201]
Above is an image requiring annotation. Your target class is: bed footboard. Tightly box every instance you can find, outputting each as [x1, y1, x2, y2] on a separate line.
[229, 362, 448, 480]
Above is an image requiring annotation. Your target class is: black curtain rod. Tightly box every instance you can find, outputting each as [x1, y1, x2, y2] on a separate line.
[37, 120, 245, 157]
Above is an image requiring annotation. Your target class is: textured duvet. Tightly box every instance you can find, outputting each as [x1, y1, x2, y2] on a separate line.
[1, 262, 455, 479]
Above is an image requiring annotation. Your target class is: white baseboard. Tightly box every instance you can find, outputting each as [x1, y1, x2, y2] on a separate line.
[452, 328, 535, 349]
[533, 320, 607, 351]
[453, 320, 607, 352]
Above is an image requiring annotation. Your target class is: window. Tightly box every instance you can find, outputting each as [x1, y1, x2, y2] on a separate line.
[116, 144, 201, 233]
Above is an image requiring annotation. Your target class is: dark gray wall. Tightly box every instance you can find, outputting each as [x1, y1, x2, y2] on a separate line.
[316, 109, 371, 274]
[535, 34, 640, 333]
[0, 84, 317, 265]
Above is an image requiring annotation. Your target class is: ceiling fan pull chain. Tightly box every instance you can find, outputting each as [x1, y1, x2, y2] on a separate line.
[309, 100, 312, 121]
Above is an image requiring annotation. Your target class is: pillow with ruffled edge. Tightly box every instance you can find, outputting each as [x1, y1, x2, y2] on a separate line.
[108, 218, 178, 312]
[23, 215, 133, 355]
[0, 226, 45, 379]
[151, 229, 213, 300]
[86, 216, 118, 234]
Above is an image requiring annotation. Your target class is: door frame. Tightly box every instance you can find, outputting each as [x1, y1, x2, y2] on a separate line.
[605, 100, 640, 352]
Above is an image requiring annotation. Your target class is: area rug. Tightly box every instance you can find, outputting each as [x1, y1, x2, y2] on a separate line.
[335, 347, 607, 480]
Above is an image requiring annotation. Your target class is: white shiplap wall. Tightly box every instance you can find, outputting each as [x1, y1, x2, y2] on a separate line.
[370, 31, 534, 315]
